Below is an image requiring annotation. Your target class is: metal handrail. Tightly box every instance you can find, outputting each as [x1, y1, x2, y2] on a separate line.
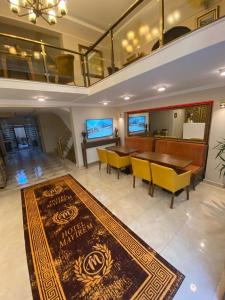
[57, 130, 72, 159]
[0, 32, 82, 56]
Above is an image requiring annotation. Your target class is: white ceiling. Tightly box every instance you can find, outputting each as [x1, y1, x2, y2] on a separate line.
[0, 0, 142, 34]
[67, 0, 139, 31]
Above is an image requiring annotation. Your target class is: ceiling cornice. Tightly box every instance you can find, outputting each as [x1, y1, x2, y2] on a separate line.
[65, 15, 105, 34]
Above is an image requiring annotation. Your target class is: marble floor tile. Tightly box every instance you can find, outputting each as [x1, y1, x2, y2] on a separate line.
[0, 150, 225, 300]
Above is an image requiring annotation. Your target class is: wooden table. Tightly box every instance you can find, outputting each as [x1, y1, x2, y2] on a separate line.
[82, 137, 120, 168]
[132, 151, 192, 170]
[106, 146, 138, 156]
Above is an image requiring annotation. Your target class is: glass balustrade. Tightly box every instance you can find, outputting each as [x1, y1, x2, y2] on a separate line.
[0, 34, 86, 87]
[0, 0, 224, 87]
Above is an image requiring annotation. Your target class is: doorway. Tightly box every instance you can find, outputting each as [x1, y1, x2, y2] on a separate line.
[14, 126, 29, 149]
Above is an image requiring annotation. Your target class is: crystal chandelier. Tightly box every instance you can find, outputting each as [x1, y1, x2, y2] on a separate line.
[6, 0, 67, 25]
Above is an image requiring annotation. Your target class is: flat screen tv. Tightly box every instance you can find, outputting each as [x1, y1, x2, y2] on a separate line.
[128, 115, 146, 134]
[86, 118, 113, 139]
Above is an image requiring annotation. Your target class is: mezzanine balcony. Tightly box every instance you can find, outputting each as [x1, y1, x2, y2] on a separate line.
[0, 0, 225, 92]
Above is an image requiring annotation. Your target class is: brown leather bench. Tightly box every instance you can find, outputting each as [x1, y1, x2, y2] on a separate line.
[125, 137, 154, 153]
[155, 139, 208, 189]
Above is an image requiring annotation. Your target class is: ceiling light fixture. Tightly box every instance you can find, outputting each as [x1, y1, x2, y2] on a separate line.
[220, 102, 225, 108]
[6, 0, 67, 25]
[126, 45, 133, 53]
[127, 31, 135, 40]
[219, 68, 225, 76]
[157, 86, 166, 92]
[122, 39, 128, 48]
[37, 97, 46, 102]
[124, 96, 130, 100]
[99, 100, 111, 106]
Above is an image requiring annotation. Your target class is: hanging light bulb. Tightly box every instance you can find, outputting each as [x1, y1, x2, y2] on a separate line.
[139, 25, 149, 36]
[21, 51, 27, 57]
[58, 0, 67, 16]
[33, 51, 41, 59]
[127, 31, 135, 41]
[146, 33, 152, 42]
[126, 45, 133, 53]
[48, 10, 57, 24]
[121, 39, 128, 48]
[10, 0, 19, 14]
[29, 9, 37, 24]
[7, 0, 68, 25]
[47, 0, 54, 8]
[9, 46, 17, 55]
[133, 38, 139, 47]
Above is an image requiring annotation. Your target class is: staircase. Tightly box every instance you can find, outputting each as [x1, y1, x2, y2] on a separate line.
[57, 129, 76, 163]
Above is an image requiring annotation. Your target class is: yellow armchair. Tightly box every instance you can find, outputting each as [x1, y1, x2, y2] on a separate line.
[107, 151, 131, 179]
[96, 148, 108, 172]
[151, 163, 191, 209]
[131, 157, 152, 195]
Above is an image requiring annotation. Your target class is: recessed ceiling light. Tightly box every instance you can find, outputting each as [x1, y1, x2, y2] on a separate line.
[220, 102, 225, 108]
[38, 97, 46, 102]
[219, 69, 225, 76]
[99, 100, 111, 106]
[200, 241, 205, 248]
[157, 86, 166, 92]
[124, 96, 130, 100]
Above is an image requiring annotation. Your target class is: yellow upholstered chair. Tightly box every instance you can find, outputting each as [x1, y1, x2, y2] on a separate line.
[151, 163, 191, 209]
[106, 151, 131, 179]
[96, 148, 108, 172]
[131, 157, 152, 195]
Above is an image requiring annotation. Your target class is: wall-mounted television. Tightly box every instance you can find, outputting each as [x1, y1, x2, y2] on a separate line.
[86, 118, 113, 139]
[128, 115, 146, 134]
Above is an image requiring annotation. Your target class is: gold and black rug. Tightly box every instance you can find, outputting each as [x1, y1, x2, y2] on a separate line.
[22, 174, 184, 300]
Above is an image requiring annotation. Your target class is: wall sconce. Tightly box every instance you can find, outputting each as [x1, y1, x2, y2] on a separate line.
[220, 102, 225, 108]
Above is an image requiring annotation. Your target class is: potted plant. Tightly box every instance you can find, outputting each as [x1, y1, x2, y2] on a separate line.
[215, 139, 225, 185]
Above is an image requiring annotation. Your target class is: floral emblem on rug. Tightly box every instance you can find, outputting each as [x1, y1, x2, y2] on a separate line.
[42, 185, 63, 197]
[52, 205, 78, 225]
[74, 244, 113, 296]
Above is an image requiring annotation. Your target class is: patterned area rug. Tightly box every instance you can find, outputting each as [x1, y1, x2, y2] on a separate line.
[22, 174, 184, 300]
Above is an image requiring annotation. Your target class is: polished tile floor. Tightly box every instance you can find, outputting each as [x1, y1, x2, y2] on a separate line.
[0, 150, 225, 300]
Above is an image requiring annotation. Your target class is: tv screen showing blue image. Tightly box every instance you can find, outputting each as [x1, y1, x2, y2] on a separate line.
[86, 118, 113, 139]
[128, 116, 146, 133]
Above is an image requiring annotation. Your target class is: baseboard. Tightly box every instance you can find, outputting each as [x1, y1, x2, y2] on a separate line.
[203, 179, 224, 188]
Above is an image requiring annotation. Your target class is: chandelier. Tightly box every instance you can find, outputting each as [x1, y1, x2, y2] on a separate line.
[7, 0, 67, 25]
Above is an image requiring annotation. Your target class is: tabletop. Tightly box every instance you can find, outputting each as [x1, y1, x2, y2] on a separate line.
[106, 146, 138, 156]
[132, 151, 192, 169]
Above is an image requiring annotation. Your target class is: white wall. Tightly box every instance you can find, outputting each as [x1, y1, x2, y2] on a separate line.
[70, 106, 118, 167]
[38, 112, 68, 153]
[171, 108, 185, 138]
[118, 86, 225, 186]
